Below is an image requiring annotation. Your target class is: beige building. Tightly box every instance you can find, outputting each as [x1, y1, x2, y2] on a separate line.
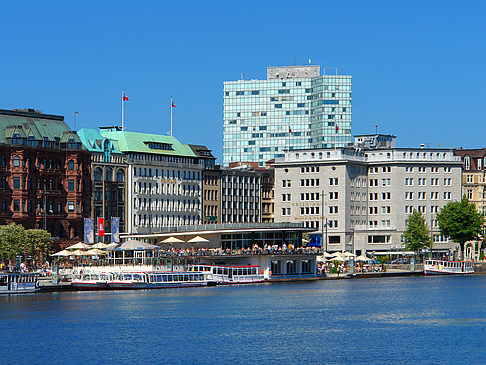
[454, 148, 486, 259]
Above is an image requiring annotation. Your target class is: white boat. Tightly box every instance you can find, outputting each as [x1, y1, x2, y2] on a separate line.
[107, 271, 208, 290]
[0, 272, 39, 294]
[71, 272, 113, 290]
[189, 264, 266, 284]
[424, 259, 474, 275]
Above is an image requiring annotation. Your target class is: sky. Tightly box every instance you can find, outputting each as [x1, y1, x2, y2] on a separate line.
[1, 0, 485, 162]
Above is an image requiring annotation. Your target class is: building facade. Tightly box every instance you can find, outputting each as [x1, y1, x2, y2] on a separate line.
[78, 128, 128, 240]
[454, 148, 486, 259]
[223, 65, 352, 166]
[0, 109, 91, 243]
[100, 128, 214, 234]
[274, 142, 462, 255]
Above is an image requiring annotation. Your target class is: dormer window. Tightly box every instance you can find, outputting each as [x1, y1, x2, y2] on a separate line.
[464, 155, 470, 170]
[145, 142, 173, 151]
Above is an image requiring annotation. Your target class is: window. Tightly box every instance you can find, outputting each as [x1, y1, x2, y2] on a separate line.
[13, 156, 20, 167]
[464, 155, 470, 170]
[13, 177, 20, 189]
[94, 168, 102, 181]
[13, 199, 20, 212]
[68, 180, 75, 191]
[68, 201, 75, 212]
[117, 170, 125, 182]
[68, 160, 74, 170]
[105, 167, 113, 182]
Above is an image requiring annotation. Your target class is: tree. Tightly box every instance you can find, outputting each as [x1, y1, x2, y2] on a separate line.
[24, 229, 52, 258]
[0, 223, 27, 261]
[437, 196, 484, 259]
[403, 209, 432, 259]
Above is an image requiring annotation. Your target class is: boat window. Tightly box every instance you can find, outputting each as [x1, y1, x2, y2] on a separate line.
[184, 275, 189, 281]
[124, 274, 132, 280]
[224, 268, 229, 276]
[0, 276, 7, 286]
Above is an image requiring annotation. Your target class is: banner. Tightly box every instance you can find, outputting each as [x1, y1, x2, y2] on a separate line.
[111, 217, 120, 243]
[98, 218, 105, 237]
[84, 218, 94, 244]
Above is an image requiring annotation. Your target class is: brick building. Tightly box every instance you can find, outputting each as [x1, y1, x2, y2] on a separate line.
[0, 109, 91, 244]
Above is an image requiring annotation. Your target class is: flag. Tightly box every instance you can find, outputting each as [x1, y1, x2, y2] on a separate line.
[288, 125, 292, 134]
[74, 112, 79, 116]
[111, 217, 120, 243]
[84, 218, 94, 244]
[123, 93, 129, 101]
[171, 101, 176, 107]
[98, 218, 105, 237]
[335, 124, 339, 133]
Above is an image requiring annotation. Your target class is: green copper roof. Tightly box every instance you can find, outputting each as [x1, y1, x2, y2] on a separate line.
[99, 130, 197, 157]
[78, 128, 123, 154]
[0, 110, 72, 144]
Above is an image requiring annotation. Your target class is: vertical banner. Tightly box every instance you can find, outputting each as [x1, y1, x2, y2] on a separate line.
[98, 218, 105, 237]
[111, 217, 120, 243]
[349, 256, 355, 275]
[84, 218, 94, 244]
[410, 256, 416, 272]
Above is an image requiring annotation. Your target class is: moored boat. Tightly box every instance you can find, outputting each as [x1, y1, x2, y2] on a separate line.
[71, 272, 112, 290]
[188, 264, 266, 284]
[107, 271, 208, 290]
[0, 272, 39, 294]
[424, 259, 474, 275]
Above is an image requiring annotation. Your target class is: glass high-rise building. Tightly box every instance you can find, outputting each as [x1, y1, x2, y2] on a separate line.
[223, 65, 352, 166]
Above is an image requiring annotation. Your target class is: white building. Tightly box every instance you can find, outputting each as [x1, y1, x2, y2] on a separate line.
[273, 142, 462, 255]
[100, 128, 215, 234]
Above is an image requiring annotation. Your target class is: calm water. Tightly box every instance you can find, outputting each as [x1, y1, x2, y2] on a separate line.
[1, 275, 486, 364]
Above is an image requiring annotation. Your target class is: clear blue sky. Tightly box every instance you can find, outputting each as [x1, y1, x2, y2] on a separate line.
[1, 0, 485, 162]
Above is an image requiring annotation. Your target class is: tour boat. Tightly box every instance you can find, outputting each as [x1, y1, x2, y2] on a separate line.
[106, 271, 209, 290]
[188, 264, 266, 284]
[71, 272, 113, 290]
[424, 259, 474, 275]
[0, 272, 39, 294]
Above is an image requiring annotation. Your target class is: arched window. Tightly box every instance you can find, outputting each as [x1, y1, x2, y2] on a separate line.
[68, 160, 74, 170]
[94, 167, 102, 181]
[116, 169, 125, 182]
[105, 167, 113, 182]
[464, 155, 470, 170]
[13, 156, 20, 167]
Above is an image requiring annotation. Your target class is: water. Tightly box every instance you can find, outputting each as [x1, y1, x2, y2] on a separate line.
[1, 275, 485, 364]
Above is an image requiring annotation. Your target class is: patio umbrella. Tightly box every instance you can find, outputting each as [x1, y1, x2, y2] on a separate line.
[71, 249, 85, 256]
[187, 236, 209, 244]
[343, 251, 356, 257]
[85, 249, 106, 256]
[356, 255, 371, 262]
[161, 236, 185, 243]
[66, 242, 91, 250]
[51, 250, 71, 257]
[115, 239, 158, 250]
[316, 256, 329, 263]
[322, 252, 334, 258]
[92, 242, 109, 249]
[106, 243, 119, 251]
[330, 252, 347, 261]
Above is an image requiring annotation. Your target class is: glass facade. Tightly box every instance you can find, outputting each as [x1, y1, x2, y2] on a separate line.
[223, 66, 352, 166]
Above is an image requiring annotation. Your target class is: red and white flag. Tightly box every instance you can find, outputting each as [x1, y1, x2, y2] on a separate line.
[123, 92, 129, 101]
[335, 124, 339, 133]
[171, 101, 176, 107]
[288, 125, 292, 134]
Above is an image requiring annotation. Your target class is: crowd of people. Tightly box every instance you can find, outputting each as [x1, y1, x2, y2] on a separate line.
[317, 261, 387, 275]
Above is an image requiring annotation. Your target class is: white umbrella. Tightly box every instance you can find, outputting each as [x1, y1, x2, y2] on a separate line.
[322, 252, 334, 258]
[71, 249, 85, 256]
[51, 250, 71, 257]
[106, 243, 119, 250]
[66, 242, 91, 250]
[330, 252, 347, 261]
[187, 236, 209, 243]
[356, 255, 371, 262]
[316, 256, 329, 263]
[86, 248, 106, 256]
[343, 251, 356, 257]
[92, 242, 109, 249]
[162, 236, 185, 243]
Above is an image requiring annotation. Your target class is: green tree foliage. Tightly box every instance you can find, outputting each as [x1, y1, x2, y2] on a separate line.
[0, 223, 52, 261]
[0, 223, 27, 260]
[403, 210, 432, 255]
[24, 229, 52, 256]
[437, 197, 484, 256]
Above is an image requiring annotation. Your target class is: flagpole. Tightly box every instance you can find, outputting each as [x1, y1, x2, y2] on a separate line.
[121, 89, 125, 131]
[170, 96, 173, 136]
[334, 122, 337, 151]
